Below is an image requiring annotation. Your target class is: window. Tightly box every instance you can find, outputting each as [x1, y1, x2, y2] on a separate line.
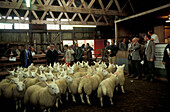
[61, 25, 73, 30]
[14, 23, 29, 29]
[0, 23, 13, 29]
[47, 24, 59, 30]
[63, 40, 73, 46]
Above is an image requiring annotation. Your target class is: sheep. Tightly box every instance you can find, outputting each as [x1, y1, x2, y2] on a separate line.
[44, 70, 55, 81]
[97, 74, 117, 107]
[106, 63, 116, 73]
[7, 68, 15, 76]
[24, 73, 47, 89]
[24, 81, 60, 112]
[0, 79, 25, 110]
[78, 68, 108, 105]
[114, 64, 126, 93]
[65, 76, 81, 103]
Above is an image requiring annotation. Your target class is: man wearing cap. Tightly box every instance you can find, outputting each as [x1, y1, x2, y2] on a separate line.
[20, 44, 32, 68]
[46, 44, 58, 67]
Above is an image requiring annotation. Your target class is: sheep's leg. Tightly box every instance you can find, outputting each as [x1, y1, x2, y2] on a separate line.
[100, 97, 103, 107]
[16, 101, 18, 110]
[86, 95, 91, 105]
[56, 98, 59, 108]
[121, 86, 125, 93]
[48, 108, 51, 112]
[80, 93, 85, 103]
[110, 98, 113, 105]
[71, 94, 76, 103]
[66, 92, 69, 101]
[19, 100, 22, 108]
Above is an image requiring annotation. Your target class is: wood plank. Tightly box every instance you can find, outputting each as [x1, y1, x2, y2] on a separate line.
[0, 1, 128, 16]
[5, 9, 12, 20]
[91, 14, 97, 24]
[78, 13, 84, 22]
[128, 0, 135, 13]
[97, 16, 102, 22]
[80, 0, 88, 9]
[37, 0, 43, 5]
[16, 0, 23, 9]
[98, 0, 104, 10]
[67, 0, 74, 7]
[114, 0, 122, 12]
[84, 14, 90, 22]
[71, 13, 77, 21]
[13, 9, 21, 20]
[106, 0, 113, 10]
[41, 11, 47, 20]
[103, 15, 108, 25]
[88, 0, 95, 8]
[32, 11, 39, 20]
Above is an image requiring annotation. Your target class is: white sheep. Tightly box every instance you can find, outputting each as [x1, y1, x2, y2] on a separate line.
[78, 68, 108, 105]
[24, 81, 60, 112]
[97, 74, 117, 107]
[106, 63, 116, 73]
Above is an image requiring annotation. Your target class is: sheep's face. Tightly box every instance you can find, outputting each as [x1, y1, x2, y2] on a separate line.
[31, 72, 36, 78]
[39, 66, 45, 71]
[102, 63, 107, 69]
[11, 78, 19, 84]
[39, 75, 47, 81]
[47, 73, 54, 80]
[58, 71, 66, 79]
[24, 72, 30, 78]
[116, 64, 125, 70]
[65, 76, 73, 83]
[102, 70, 108, 76]
[48, 83, 60, 95]
[68, 68, 74, 75]
[80, 63, 84, 68]
[16, 82, 25, 92]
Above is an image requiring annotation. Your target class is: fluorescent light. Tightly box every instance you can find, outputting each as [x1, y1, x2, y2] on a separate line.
[26, 0, 30, 7]
[166, 20, 170, 23]
[72, 25, 96, 28]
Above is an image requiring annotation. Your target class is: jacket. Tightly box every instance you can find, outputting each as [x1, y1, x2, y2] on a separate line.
[163, 44, 170, 63]
[4, 49, 18, 57]
[74, 47, 83, 60]
[20, 49, 32, 67]
[46, 49, 58, 63]
[109, 45, 118, 57]
[129, 42, 141, 60]
[64, 49, 74, 63]
[144, 40, 155, 61]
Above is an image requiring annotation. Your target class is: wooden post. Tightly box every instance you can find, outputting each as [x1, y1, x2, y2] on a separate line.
[115, 21, 118, 45]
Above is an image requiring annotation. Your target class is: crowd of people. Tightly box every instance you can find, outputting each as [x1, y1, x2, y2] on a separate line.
[1, 30, 169, 82]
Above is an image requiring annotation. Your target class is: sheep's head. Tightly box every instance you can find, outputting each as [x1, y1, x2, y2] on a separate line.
[102, 70, 108, 76]
[45, 73, 55, 81]
[16, 81, 25, 92]
[67, 67, 74, 75]
[38, 74, 47, 81]
[65, 76, 73, 83]
[39, 65, 45, 71]
[46, 82, 60, 95]
[8, 69, 15, 76]
[116, 64, 125, 70]
[101, 62, 107, 69]
[58, 70, 67, 79]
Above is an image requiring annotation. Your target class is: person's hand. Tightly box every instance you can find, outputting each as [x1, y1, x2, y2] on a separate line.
[150, 38, 154, 41]
[150, 59, 153, 62]
[162, 62, 165, 65]
[168, 53, 170, 56]
[10, 54, 14, 56]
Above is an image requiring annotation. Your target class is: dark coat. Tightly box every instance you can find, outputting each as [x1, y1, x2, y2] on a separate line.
[109, 45, 118, 57]
[20, 49, 33, 67]
[4, 49, 18, 57]
[163, 44, 170, 63]
[46, 49, 58, 63]
[74, 47, 84, 61]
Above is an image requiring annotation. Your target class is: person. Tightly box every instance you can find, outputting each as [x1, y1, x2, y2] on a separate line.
[148, 31, 159, 43]
[85, 43, 93, 61]
[45, 46, 50, 54]
[127, 39, 133, 77]
[63, 45, 72, 66]
[105, 41, 110, 50]
[143, 34, 155, 82]
[74, 43, 84, 62]
[39, 49, 45, 54]
[129, 38, 141, 79]
[4, 45, 18, 58]
[119, 38, 127, 51]
[46, 44, 58, 67]
[20, 44, 32, 68]
[16, 45, 22, 56]
[68, 46, 75, 65]
[30, 47, 37, 57]
[162, 42, 170, 82]
[108, 40, 118, 64]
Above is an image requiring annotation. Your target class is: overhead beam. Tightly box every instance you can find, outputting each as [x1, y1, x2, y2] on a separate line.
[114, 0, 122, 12]
[115, 3, 170, 23]
[0, 1, 128, 16]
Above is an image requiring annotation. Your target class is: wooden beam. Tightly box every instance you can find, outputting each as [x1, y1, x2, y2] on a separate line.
[57, 0, 63, 6]
[37, 0, 43, 5]
[84, 14, 90, 22]
[97, 16, 102, 22]
[41, 11, 47, 20]
[0, 1, 128, 16]
[88, 0, 95, 8]
[98, 0, 105, 10]
[106, 0, 113, 10]
[116, 3, 170, 23]
[67, 0, 74, 7]
[128, 0, 135, 13]
[5, 9, 12, 20]
[78, 13, 84, 22]
[45, 0, 51, 5]
[32, 11, 39, 20]
[64, 12, 70, 22]
[80, 0, 88, 9]
[24, 10, 29, 20]
[13, 9, 21, 20]
[57, 12, 63, 22]
[16, 0, 23, 9]
[71, 13, 77, 21]
[114, 0, 122, 12]
[49, 11, 55, 19]
[103, 15, 108, 25]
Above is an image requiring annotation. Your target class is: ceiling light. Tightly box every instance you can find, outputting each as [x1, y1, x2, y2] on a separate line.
[166, 20, 170, 23]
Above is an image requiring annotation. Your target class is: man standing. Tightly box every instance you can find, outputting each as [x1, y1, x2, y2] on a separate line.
[148, 31, 159, 43]
[46, 44, 58, 67]
[74, 43, 84, 62]
[119, 38, 127, 51]
[162, 41, 170, 82]
[129, 38, 141, 79]
[144, 35, 155, 82]
[16, 45, 22, 56]
[108, 40, 118, 64]
[20, 44, 32, 68]
[4, 45, 18, 58]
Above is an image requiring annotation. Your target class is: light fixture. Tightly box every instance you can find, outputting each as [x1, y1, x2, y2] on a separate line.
[166, 15, 170, 23]
[26, 0, 30, 7]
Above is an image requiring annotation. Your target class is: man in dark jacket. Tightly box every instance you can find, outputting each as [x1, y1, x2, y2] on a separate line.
[20, 44, 32, 68]
[74, 43, 84, 62]
[163, 42, 170, 82]
[108, 40, 118, 64]
[4, 45, 18, 58]
[46, 44, 58, 67]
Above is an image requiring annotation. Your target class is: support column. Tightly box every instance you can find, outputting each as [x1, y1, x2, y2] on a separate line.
[115, 21, 118, 45]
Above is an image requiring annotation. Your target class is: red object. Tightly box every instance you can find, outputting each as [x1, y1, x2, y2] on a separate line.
[94, 39, 105, 57]
[64, 58, 70, 66]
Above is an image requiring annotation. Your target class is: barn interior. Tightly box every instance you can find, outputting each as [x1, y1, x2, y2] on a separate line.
[0, 0, 170, 112]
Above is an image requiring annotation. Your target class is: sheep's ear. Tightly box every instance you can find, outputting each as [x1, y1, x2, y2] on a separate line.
[122, 64, 125, 68]
[45, 82, 49, 86]
[116, 65, 119, 68]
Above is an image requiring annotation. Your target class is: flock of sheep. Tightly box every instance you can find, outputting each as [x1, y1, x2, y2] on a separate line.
[0, 61, 125, 112]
